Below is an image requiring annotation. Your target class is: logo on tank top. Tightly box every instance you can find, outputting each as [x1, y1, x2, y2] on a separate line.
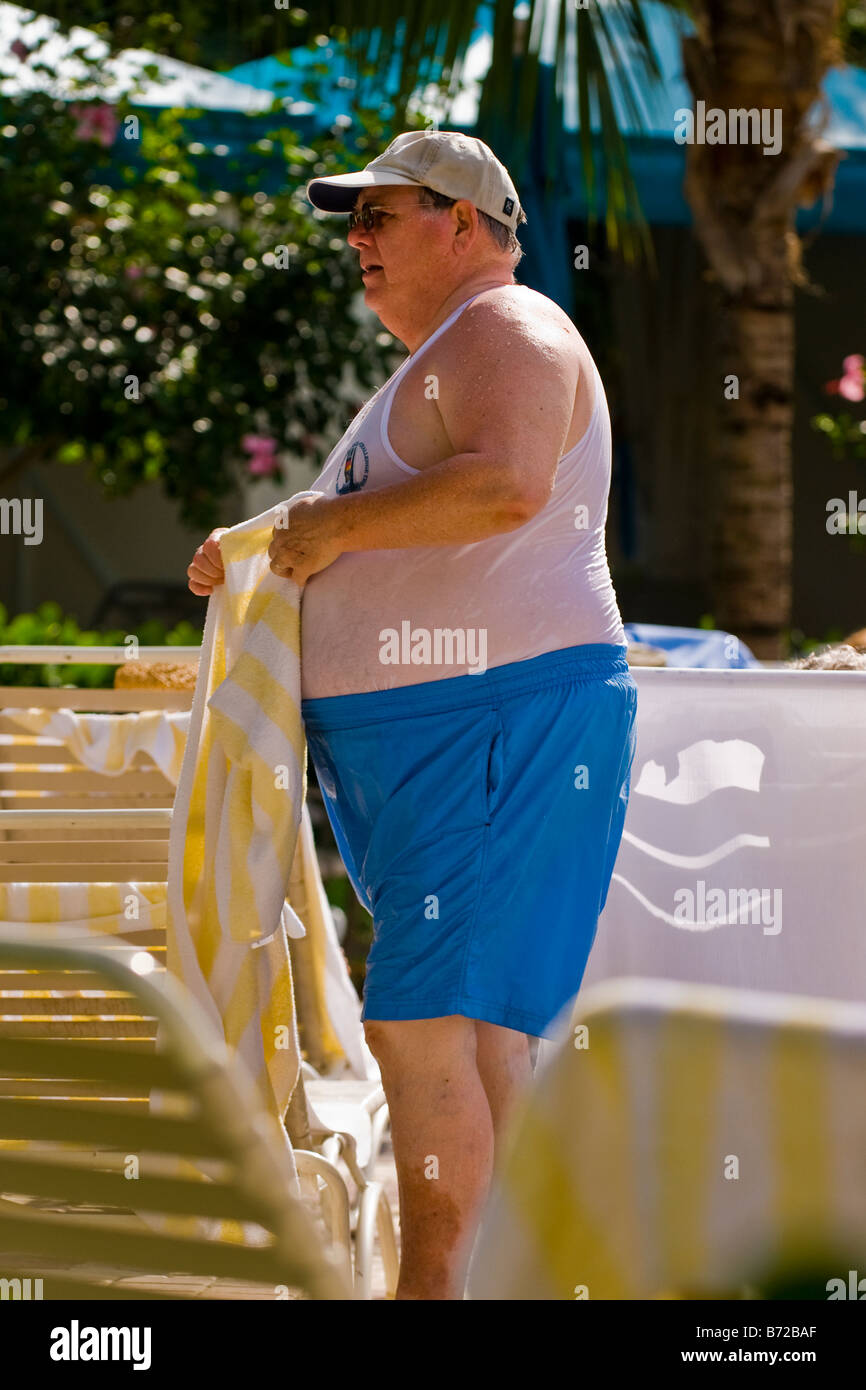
[335, 440, 369, 494]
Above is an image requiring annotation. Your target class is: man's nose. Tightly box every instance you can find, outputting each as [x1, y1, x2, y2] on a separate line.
[347, 224, 371, 251]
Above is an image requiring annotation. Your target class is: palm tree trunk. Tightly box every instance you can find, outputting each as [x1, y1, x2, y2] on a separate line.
[681, 0, 841, 657]
[711, 262, 796, 658]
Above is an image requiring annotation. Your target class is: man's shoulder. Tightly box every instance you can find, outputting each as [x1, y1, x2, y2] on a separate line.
[424, 285, 584, 436]
[444, 284, 581, 359]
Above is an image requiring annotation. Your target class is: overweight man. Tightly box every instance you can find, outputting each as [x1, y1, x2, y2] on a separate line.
[188, 130, 637, 1300]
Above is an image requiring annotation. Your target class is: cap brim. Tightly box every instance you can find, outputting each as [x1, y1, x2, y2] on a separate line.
[306, 170, 421, 212]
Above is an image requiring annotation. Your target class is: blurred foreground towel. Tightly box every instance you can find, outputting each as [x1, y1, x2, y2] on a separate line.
[470, 977, 866, 1299]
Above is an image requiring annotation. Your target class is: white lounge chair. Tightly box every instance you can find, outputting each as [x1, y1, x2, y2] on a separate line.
[0, 649, 399, 1297]
[0, 924, 349, 1299]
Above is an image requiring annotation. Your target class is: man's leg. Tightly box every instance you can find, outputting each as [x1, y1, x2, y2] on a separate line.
[364, 1014, 533, 1300]
[474, 1019, 533, 1151]
[365, 1015, 494, 1300]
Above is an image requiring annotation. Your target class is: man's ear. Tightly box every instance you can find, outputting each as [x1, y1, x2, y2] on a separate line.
[452, 199, 478, 251]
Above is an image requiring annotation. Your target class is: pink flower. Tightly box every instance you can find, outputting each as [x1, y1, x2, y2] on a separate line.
[10, 39, 29, 62]
[70, 103, 118, 148]
[124, 265, 144, 279]
[242, 434, 279, 476]
[826, 354, 865, 402]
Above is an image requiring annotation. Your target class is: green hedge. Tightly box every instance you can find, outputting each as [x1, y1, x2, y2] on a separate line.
[0, 601, 202, 688]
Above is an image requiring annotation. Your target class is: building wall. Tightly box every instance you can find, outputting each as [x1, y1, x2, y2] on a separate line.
[0, 455, 322, 632]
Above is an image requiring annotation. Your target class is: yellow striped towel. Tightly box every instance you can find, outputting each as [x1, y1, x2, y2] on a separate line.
[166, 493, 323, 1186]
[0, 882, 166, 937]
[288, 805, 376, 1080]
[2, 707, 188, 785]
[469, 977, 866, 1299]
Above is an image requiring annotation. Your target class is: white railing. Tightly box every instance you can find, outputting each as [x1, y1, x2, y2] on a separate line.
[0, 646, 202, 664]
[0, 808, 172, 828]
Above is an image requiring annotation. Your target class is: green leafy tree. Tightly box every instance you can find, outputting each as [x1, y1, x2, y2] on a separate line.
[0, 31, 400, 528]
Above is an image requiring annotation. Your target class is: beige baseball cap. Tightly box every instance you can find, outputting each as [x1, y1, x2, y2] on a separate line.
[306, 129, 522, 232]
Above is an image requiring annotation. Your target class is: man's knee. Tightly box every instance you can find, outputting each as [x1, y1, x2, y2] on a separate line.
[363, 1018, 400, 1065]
[364, 1015, 474, 1072]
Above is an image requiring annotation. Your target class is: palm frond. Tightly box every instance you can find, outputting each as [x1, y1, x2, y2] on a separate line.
[318, 0, 666, 261]
[320, 0, 479, 114]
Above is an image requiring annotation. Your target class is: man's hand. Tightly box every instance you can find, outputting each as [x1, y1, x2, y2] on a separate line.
[268, 495, 344, 586]
[187, 527, 229, 596]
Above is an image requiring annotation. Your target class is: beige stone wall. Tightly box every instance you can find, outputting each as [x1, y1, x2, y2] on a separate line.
[0, 454, 321, 629]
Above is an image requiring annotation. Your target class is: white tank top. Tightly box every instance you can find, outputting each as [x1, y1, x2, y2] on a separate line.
[300, 292, 625, 699]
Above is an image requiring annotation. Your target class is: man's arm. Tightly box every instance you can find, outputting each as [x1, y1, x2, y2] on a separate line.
[269, 300, 578, 582]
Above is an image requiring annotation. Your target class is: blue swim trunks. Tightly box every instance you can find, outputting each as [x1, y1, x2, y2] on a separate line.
[301, 644, 637, 1039]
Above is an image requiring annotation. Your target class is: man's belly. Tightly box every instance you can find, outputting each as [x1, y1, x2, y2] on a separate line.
[299, 543, 624, 699]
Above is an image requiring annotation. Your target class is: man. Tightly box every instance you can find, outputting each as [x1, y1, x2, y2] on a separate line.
[188, 130, 637, 1300]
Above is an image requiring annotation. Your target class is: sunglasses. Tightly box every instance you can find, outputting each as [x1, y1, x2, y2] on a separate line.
[348, 198, 445, 234]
